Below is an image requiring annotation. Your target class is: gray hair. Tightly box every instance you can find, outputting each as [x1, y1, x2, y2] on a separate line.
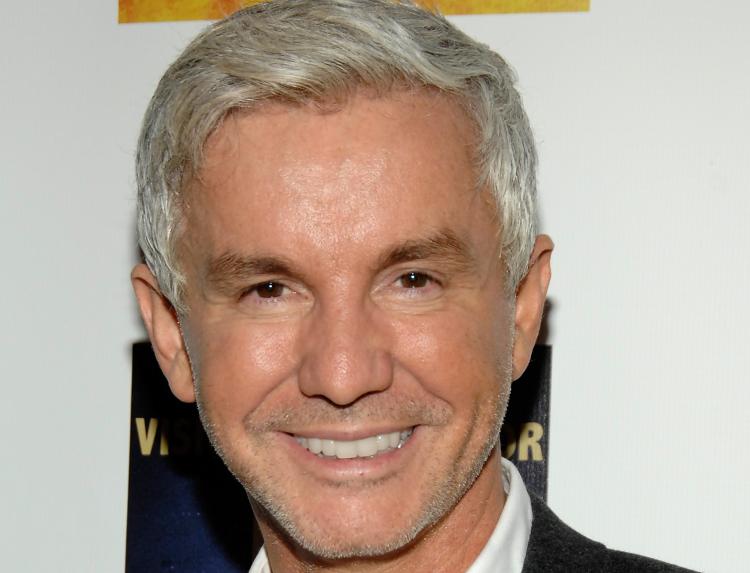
[136, 0, 537, 312]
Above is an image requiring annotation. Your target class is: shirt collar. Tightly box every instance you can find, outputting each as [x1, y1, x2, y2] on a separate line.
[249, 458, 532, 573]
[466, 458, 532, 573]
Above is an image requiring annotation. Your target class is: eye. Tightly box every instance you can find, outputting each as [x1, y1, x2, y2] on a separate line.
[238, 279, 311, 317]
[245, 281, 288, 300]
[398, 271, 432, 289]
[380, 270, 443, 305]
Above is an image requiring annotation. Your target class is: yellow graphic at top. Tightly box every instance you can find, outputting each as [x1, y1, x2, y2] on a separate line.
[119, 0, 589, 23]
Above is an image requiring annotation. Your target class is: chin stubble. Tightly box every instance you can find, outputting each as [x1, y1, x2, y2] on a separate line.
[186, 338, 513, 561]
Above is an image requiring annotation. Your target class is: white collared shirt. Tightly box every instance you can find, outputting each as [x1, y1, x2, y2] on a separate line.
[249, 458, 533, 573]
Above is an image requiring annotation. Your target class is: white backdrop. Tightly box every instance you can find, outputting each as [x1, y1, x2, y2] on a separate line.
[1, 1, 747, 571]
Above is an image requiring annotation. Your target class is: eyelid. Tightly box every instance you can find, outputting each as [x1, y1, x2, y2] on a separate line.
[371, 268, 445, 301]
[392, 266, 444, 283]
[395, 270, 441, 287]
[240, 278, 298, 300]
[246, 280, 285, 294]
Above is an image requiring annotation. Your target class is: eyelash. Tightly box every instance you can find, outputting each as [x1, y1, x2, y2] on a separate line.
[241, 271, 441, 304]
[395, 271, 439, 289]
[242, 281, 291, 302]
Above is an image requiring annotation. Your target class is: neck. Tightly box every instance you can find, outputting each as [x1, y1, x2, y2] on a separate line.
[256, 448, 506, 573]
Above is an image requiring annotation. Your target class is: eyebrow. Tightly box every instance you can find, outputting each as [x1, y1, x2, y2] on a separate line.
[375, 229, 477, 274]
[205, 253, 300, 294]
[203, 229, 477, 294]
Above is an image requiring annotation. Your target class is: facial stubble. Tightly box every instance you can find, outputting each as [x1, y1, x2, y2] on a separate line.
[190, 352, 513, 562]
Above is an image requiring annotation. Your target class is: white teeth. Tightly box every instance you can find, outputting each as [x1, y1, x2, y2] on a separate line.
[356, 436, 379, 457]
[375, 434, 389, 452]
[295, 429, 413, 459]
[307, 437, 322, 454]
[322, 439, 336, 456]
[336, 441, 358, 459]
[389, 432, 400, 448]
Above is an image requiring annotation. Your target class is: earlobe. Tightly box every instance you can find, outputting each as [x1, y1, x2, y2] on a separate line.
[511, 235, 553, 381]
[131, 264, 196, 403]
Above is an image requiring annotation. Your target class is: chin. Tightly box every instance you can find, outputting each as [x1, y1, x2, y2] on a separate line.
[263, 507, 428, 561]
[247, 488, 421, 558]
[246, 456, 489, 562]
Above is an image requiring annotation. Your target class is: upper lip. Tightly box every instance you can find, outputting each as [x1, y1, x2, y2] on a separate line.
[284, 425, 416, 441]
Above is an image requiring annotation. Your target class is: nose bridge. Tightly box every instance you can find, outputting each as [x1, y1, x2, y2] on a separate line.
[299, 293, 392, 405]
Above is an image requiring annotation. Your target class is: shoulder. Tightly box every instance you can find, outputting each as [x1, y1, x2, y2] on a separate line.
[522, 494, 699, 573]
[604, 548, 698, 573]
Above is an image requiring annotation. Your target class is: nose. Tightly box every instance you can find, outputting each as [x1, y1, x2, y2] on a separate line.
[298, 300, 393, 406]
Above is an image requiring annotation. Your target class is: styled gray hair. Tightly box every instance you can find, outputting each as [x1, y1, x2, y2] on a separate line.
[136, 0, 537, 312]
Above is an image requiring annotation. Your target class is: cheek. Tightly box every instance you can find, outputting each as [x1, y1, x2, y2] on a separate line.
[189, 320, 300, 421]
[391, 308, 511, 406]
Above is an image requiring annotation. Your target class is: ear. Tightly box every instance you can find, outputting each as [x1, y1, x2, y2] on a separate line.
[131, 264, 196, 403]
[511, 235, 553, 381]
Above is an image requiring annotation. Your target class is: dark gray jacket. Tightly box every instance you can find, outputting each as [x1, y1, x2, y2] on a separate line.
[522, 495, 699, 572]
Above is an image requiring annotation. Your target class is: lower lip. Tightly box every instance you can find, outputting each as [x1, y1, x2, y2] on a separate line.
[279, 428, 419, 480]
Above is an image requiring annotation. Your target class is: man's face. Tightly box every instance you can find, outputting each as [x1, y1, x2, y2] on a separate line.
[177, 91, 515, 557]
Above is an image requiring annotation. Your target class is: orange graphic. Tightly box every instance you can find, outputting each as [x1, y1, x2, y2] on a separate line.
[119, 0, 589, 23]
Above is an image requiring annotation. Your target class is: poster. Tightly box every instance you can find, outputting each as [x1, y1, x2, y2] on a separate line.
[119, 0, 589, 23]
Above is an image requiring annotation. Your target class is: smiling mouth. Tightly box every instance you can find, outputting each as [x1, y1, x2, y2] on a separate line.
[294, 428, 414, 459]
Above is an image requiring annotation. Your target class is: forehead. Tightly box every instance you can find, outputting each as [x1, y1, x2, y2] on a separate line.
[181, 90, 498, 273]
[198, 89, 477, 188]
